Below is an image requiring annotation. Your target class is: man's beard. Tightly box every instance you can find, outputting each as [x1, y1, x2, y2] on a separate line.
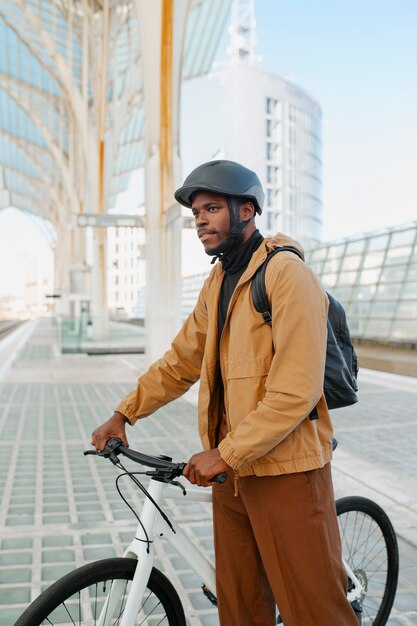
[205, 223, 245, 257]
[203, 197, 250, 259]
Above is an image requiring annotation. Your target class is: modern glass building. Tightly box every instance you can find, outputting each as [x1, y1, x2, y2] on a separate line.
[223, 64, 323, 248]
[306, 222, 417, 344]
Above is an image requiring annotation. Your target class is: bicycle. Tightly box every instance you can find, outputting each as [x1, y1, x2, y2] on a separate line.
[14, 437, 399, 626]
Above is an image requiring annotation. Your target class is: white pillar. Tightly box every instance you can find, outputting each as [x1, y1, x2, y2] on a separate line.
[135, 0, 188, 364]
[90, 0, 110, 340]
[91, 227, 108, 338]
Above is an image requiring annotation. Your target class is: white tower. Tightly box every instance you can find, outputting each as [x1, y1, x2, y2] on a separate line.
[222, 0, 323, 248]
[227, 0, 257, 66]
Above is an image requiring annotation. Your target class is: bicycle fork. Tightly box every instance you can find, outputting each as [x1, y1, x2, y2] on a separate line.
[344, 559, 364, 624]
[96, 480, 164, 626]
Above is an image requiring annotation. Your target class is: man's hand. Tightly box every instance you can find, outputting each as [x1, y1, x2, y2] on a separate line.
[183, 449, 229, 487]
[91, 412, 129, 452]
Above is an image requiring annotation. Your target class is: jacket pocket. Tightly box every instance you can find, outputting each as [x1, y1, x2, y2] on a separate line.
[225, 356, 272, 380]
[224, 358, 272, 431]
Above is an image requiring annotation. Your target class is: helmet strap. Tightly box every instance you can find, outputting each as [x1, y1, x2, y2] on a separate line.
[228, 197, 250, 248]
[210, 198, 250, 264]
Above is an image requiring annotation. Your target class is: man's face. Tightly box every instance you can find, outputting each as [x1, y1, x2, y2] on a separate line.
[191, 191, 231, 256]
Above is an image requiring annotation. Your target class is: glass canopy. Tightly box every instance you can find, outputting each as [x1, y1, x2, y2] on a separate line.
[0, 0, 230, 237]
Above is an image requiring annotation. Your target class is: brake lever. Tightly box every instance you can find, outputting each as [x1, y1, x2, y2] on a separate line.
[83, 438, 124, 464]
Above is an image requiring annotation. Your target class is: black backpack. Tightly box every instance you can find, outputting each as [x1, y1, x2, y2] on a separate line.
[251, 246, 359, 411]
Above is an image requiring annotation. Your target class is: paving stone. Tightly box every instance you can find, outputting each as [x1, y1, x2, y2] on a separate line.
[391, 592, 417, 612]
[79, 511, 107, 522]
[403, 569, 417, 585]
[83, 547, 117, 562]
[41, 564, 74, 581]
[42, 514, 72, 524]
[188, 589, 216, 610]
[0, 552, 32, 566]
[200, 614, 220, 626]
[179, 572, 205, 589]
[42, 504, 70, 513]
[7, 506, 35, 515]
[42, 549, 75, 564]
[0, 606, 23, 624]
[6, 515, 34, 526]
[2, 538, 33, 550]
[0, 586, 31, 604]
[0, 569, 31, 584]
[81, 533, 112, 545]
[42, 536, 73, 548]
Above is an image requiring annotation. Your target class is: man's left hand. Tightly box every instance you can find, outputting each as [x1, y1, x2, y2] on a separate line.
[183, 449, 229, 487]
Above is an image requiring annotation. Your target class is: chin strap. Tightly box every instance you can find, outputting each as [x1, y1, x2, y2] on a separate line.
[210, 199, 250, 265]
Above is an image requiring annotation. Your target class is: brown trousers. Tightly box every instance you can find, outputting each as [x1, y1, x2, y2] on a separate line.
[212, 463, 358, 626]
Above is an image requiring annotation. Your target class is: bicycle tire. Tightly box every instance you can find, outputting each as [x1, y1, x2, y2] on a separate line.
[13, 557, 186, 626]
[336, 496, 399, 626]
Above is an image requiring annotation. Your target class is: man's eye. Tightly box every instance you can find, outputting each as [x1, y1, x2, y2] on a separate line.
[208, 206, 219, 212]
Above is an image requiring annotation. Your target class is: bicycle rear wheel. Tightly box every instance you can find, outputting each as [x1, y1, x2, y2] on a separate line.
[336, 496, 399, 626]
[14, 557, 186, 626]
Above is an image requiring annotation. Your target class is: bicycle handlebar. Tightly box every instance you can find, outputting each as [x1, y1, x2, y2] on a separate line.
[85, 437, 227, 484]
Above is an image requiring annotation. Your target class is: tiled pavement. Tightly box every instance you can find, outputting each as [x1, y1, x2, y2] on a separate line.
[0, 318, 416, 625]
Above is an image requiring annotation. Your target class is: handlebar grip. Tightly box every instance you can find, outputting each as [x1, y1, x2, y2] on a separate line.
[177, 464, 227, 484]
[211, 472, 227, 484]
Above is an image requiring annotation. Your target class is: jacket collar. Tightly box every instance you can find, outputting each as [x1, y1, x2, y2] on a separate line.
[229, 233, 305, 287]
[210, 232, 305, 286]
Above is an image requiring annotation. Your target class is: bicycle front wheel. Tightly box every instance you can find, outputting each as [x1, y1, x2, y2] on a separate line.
[14, 557, 186, 626]
[336, 496, 399, 626]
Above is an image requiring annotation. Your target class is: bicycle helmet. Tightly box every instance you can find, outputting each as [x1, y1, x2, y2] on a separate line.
[174, 160, 264, 215]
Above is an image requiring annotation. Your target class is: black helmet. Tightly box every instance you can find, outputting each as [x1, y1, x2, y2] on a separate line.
[174, 160, 264, 215]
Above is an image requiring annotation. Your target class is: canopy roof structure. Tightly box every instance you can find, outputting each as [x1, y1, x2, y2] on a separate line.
[0, 0, 230, 237]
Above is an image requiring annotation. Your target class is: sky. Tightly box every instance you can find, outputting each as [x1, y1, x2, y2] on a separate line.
[1, 0, 416, 295]
[252, 0, 417, 240]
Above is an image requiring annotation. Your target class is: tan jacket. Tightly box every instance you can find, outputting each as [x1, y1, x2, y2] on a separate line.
[117, 233, 333, 477]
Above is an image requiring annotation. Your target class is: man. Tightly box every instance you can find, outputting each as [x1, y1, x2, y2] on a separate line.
[92, 160, 358, 625]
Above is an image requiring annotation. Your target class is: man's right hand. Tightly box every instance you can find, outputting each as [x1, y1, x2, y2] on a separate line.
[91, 411, 129, 452]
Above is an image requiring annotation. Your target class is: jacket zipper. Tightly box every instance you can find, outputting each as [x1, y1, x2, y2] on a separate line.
[218, 257, 270, 496]
[219, 291, 241, 497]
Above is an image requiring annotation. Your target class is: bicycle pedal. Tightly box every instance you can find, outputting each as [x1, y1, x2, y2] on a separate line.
[351, 599, 363, 624]
[201, 584, 217, 606]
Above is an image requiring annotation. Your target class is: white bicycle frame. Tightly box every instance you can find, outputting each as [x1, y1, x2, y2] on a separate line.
[97, 476, 364, 626]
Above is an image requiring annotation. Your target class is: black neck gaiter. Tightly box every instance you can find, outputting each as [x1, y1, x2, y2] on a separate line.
[220, 229, 264, 275]
[217, 229, 264, 338]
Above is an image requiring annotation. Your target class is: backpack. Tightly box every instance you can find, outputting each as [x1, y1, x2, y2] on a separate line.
[251, 246, 359, 411]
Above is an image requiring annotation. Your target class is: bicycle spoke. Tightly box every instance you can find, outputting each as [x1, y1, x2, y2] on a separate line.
[139, 588, 154, 613]
[348, 524, 383, 565]
[94, 582, 98, 624]
[62, 601, 77, 625]
[114, 577, 129, 626]
[138, 598, 163, 625]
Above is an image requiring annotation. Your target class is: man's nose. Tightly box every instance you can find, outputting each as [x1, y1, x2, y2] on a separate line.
[195, 212, 208, 226]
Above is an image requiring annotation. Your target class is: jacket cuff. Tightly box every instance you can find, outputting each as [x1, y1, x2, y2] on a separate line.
[115, 400, 138, 425]
[218, 438, 241, 470]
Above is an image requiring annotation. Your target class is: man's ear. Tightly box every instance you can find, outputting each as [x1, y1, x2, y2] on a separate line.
[240, 202, 255, 221]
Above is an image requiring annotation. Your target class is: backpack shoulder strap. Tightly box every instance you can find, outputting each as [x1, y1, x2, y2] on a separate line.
[251, 246, 304, 325]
